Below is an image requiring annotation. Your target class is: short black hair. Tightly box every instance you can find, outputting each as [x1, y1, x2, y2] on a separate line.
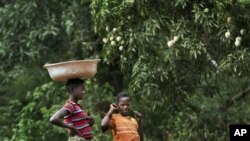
[66, 78, 84, 92]
[117, 91, 130, 102]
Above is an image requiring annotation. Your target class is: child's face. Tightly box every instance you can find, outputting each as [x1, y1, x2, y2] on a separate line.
[72, 84, 85, 100]
[118, 97, 131, 116]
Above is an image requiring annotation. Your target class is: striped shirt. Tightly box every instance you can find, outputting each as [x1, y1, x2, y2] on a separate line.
[64, 100, 93, 139]
[109, 113, 140, 141]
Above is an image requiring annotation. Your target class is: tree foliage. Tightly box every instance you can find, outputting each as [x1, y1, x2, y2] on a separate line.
[1, 0, 250, 141]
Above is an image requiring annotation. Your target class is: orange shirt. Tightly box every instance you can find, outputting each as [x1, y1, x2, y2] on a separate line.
[109, 113, 140, 141]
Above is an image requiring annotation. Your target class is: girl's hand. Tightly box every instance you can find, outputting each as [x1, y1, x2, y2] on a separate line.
[68, 126, 80, 136]
[87, 116, 95, 126]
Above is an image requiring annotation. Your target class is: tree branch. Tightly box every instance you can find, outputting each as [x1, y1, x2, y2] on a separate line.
[224, 86, 250, 110]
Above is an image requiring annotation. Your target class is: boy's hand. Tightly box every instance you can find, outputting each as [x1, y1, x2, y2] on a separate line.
[87, 116, 95, 126]
[106, 103, 118, 116]
[134, 110, 142, 120]
[68, 126, 80, 136]
[110, 103, 118, 112]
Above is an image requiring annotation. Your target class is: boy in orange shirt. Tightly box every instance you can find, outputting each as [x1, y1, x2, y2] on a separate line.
[101, 92, 143, 141]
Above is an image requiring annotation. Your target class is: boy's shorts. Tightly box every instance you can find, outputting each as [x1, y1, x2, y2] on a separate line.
[68, 136, 94, 141]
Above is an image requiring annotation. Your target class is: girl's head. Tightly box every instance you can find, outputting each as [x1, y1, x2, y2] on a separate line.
[66, 78, 85, 100]
[117, 92, 131, 116]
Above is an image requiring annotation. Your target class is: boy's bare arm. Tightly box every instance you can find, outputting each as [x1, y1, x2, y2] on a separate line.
[101, 111, 112, 132]
[134, 111, 143, 141]
[50, 108, 80, 135]
[138, 120, 143, 141]
[101, 103, 117, 132]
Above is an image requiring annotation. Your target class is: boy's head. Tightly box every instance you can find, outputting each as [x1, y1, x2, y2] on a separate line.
[117, 92, 131, 116]
[66, 78, 85, 100]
